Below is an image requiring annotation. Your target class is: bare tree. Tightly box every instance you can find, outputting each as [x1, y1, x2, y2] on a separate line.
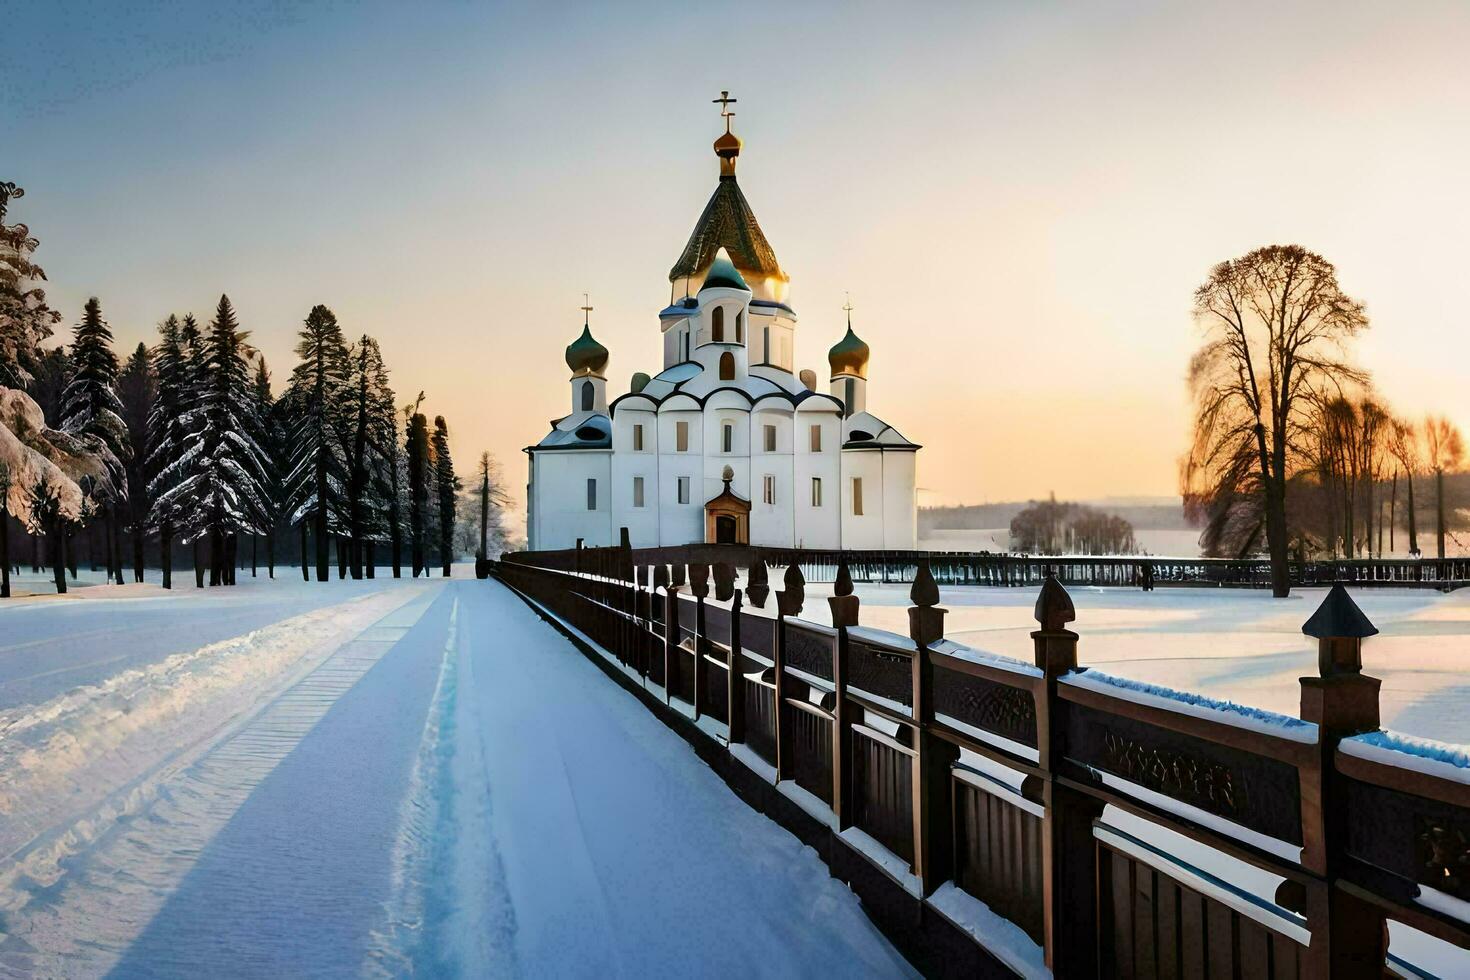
[1423, 414, 1465, 560]
[1387, 418, 1422, 556]
[1182, 246, 1368, 596]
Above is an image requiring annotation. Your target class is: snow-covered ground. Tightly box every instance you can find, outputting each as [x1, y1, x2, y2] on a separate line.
[0, 572, 910, 977]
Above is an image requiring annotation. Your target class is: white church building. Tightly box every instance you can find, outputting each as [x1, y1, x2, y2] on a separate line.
[525, 97, 919, 552]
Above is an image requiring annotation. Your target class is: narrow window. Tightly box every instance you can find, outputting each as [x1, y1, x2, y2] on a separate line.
[677, 476, 690, 505]
[736, 311, 744, 344]
[763, 474, 775, 505]
[587, 478, 597, 511]
[764, 424, 776, 452]
[810, 424, 822, 452]
[719, 351, 735, 381]
[811, 477, 822, 507]
[852, 478, 864, 516]
[844, 378, 855, 415]
[722, 422, 733, 454]
[763, 326, 770, 363]
[633, 423, 644, 451]
[633, 476, 645, 508]
[580, 380, 594, 412]
[712, 306, 725, 342]
[676, 420, 689, 452]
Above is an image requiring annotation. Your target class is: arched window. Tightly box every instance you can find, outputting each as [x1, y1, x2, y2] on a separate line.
[581, 380, 594, 412]
[719, 351, 735, 381]
[712, 306, 725, 342]
[736, 311, 744, 344]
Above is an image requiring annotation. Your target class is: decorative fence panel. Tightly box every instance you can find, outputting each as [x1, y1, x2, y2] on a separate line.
[1098, 839, 1304, 979]
[953, 776, 1044, 946]
[852, 724, 915, 863]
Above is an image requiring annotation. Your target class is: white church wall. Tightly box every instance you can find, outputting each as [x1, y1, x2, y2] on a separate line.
[657, 406, 705, 545]
[530, 450, 614, 550]
[794, 404, 842, 548]
[881, 450, 918, 550]
[610, 408, 660, 548]
[749, 406, 794, 547]
[840, 449, 886, 550]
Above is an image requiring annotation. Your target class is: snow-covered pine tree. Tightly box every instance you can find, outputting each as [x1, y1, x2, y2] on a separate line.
[152, 295, 272, 586]
[58, 297, 130, 583]
[252, 355, 281, 578]
[432, 415, 458, 577]
[145, 315, 191, 588]
[358, 337, 397, 579]
[341, 336, 393, 579]
[118, 342, 155, 581]
[281, 304, 349, 582]
[406, 409, 430, 577]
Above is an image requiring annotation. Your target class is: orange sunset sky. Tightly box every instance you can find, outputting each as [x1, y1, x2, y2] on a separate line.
[9, 1, 1470, 527]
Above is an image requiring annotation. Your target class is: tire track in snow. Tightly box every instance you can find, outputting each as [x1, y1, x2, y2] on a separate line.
[364, 590, 520, 978]
[0, 586, 435, 979]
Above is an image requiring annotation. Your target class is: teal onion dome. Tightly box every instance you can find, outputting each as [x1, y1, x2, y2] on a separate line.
[565, 324, 609, 378]
[828, 325, 870, 379]
[700, 248, 749, 292]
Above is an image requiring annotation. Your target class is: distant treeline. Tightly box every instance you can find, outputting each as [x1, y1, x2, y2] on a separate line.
[921, 500, 1189, 533]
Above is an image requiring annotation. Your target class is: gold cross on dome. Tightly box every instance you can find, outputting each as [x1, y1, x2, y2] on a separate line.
[842, 293, 854, 326]
[713, 90, 737, 131]
[580, 293, 593, 326]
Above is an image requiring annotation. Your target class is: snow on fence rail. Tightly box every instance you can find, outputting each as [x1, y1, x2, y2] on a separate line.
[504, 542, 1470, 590]
[494, 545, 1470, 979]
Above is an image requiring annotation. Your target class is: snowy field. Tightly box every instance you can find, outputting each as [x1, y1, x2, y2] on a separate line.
[0, 571, 909, 978]
[787, 582, 1470, 745]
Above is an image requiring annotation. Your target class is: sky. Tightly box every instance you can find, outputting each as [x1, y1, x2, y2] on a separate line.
[7, 0, 1470, 525]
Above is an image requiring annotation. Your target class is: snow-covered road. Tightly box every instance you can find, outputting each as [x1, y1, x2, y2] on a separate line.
[0, 578, 911, 978]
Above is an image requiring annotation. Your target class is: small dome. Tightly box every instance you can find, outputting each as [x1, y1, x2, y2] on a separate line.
[828, 326, 870, 379]
[565, 324, 609, 377]
[700, 248, 749, 292]
[714, 129, 742, 159]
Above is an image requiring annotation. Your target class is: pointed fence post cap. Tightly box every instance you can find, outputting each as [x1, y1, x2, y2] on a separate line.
[713, 561, 735, 601]
[784, 562, 805, 592]
[747, 556, 768, 586]
[1302, 584, 1378, 639]
[835, 555, 854, 597]
[688, 563, 709, 598]
[1034, 572, 1076, 632]
[653, 564, 669, 590]
[911, 559, 940, 607]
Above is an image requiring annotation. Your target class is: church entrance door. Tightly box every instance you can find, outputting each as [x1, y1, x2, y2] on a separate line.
[715, 515, 738, 545]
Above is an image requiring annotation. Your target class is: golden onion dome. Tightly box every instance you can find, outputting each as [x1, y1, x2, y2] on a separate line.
[828, 325, 870, 379]
[565, 324, 609, 378]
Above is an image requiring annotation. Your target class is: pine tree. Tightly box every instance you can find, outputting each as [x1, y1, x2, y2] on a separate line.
[253, 356, 281, 578]
[432, 415, 458, 577]
[0, 181, 62, 390]
[152, 295, 271, 586]
[406, 410, 430, 577]
[59, 297, 130, 582]
[118, 342, 154, 581]
[282, 305, 349, 582]
[341, 336, 393, 579]
[146, 315, 191, 588]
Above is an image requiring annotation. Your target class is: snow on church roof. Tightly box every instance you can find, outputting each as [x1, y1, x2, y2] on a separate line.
[532, 410, 611, 450]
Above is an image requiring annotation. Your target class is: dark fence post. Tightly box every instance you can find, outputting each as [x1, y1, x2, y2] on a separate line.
[663, 582, 681, 707]
[829, 556, 860, 831]
[1030, 572, 1104, 978]
[690, 563, 709, 719]
[728, 589, 746, 745]
[1298, 584, 1386, 976]
[774, 563, 804, 782]
[908, 559, 955, 895]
